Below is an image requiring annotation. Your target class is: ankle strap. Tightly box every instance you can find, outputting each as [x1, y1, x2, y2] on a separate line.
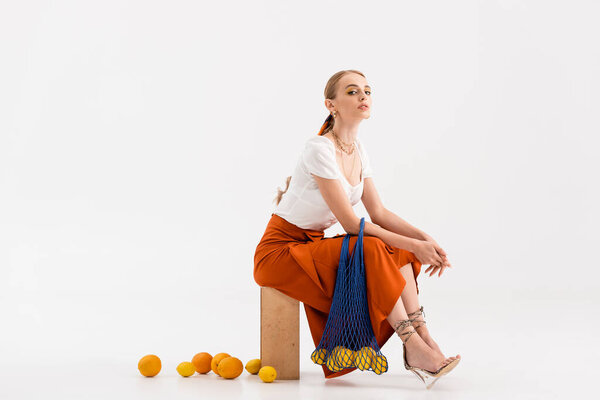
[393, 318, 416, 344]
[407, 306, 427, 330]
[407, 306, 425, 318]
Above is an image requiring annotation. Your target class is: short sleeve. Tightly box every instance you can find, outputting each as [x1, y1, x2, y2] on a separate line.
[302, 138, 339, 179]
[357, 139, 374, 178]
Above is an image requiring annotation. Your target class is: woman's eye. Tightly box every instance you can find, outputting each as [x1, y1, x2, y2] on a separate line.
[348, 90, 371, 95]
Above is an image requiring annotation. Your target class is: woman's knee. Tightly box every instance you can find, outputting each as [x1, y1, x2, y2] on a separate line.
[362, 235, 387, 251]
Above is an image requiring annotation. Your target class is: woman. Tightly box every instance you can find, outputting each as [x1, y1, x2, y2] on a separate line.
[253, 70, 461, 386]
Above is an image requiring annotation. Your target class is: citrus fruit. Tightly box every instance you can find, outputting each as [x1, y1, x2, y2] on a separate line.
[245, 359, 261, 374]
[372, 355, 388, 375]
[211, 352, 231, 376]
[192, 352, 212, 374]
[310, 348, 326, 365]
[217, 357, 243, 379]
[258, 366, 277, 382]
[176, 361, 196, 377]
[326, 354, 343, 372]
[355, 346, 377, 371]
[335, 346, 356, 368]
[138, 354, 161, 377]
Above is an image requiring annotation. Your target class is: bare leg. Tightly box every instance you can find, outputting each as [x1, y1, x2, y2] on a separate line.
[398, 262, 461, 360]
[385, 289, 455, 371]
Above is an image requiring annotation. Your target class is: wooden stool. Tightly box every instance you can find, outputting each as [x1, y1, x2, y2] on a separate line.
[260, 286, 300, 380]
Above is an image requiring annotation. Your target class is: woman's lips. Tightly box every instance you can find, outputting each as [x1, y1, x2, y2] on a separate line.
[359, 105, 369, 110]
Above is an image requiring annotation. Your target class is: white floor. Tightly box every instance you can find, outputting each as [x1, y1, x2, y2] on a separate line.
[0, 287, 597, 399]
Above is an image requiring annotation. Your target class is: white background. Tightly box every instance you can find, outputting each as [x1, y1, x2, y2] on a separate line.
[1, 1, 598, 399]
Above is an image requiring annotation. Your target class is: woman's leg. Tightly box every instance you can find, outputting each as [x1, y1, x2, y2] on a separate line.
[398, 262, 460, 361]
[385, 283, 456, 371]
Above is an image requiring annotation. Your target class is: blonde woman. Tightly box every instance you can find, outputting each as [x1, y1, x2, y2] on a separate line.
[254, 70, 460, 387]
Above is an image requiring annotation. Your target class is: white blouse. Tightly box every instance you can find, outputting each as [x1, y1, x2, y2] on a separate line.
[273, 135, 374, 231]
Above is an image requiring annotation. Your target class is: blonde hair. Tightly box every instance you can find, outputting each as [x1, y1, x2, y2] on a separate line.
[273, 69, 366, 206]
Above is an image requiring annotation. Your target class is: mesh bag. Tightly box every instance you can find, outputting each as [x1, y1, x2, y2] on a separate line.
[310, 217, 389, 375]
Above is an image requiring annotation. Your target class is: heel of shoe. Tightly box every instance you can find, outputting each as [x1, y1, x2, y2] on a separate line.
[410, 368, 441, 390]
[413, 358, 461, 389]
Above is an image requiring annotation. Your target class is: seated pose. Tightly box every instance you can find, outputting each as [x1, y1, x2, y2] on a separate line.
[254, 69, 460, 387]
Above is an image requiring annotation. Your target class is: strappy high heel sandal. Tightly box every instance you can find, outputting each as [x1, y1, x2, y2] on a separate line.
[394, 317, 461, 390]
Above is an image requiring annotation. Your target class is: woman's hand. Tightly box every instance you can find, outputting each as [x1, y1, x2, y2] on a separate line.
[423, 235, 452, 266]
[412, 240, 445, 269]
[424, 260, 449, 277]
[421, 234, 452, 277]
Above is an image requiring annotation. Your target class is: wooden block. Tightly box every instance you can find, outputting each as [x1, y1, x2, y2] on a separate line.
[260, 286, 300, 380]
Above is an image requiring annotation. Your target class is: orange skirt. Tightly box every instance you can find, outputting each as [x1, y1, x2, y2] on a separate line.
[253, 213, 422, 379]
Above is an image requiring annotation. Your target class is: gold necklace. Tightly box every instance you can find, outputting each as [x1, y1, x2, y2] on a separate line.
[331, 130, 355, 155]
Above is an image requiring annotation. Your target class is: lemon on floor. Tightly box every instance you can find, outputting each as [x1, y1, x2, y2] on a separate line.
[258, 366, 277, 382]
[245, 359, 261, 374]
[176, 361, 196, 377]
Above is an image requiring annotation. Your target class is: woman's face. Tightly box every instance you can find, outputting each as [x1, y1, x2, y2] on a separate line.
[328, 73, 372, 120]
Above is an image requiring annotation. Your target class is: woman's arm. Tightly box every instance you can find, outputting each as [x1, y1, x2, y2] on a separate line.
[313, 174, 445, 267]
[361, 177, 428, 240]
[313, 174, 420, 252]
[373, 208, 429, 241]
[361, 177, 451, 270]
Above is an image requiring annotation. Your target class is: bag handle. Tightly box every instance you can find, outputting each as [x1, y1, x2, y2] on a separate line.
[358, 217, 365, 240]
[344, 217, 365, 265]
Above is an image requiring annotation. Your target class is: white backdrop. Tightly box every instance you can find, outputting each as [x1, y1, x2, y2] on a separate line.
[1, 1, 598, 399]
